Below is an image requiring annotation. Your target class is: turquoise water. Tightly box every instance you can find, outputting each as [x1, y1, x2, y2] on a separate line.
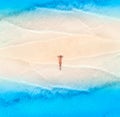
[0, 0, 120, 9]
[0, 80, 120, 117]
[0, 0, 120, 18]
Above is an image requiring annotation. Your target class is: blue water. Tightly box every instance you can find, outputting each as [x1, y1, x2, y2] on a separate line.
[0, 0, 120, 9]
[0, 80, 120, 117]
[0, 0, 120, 18]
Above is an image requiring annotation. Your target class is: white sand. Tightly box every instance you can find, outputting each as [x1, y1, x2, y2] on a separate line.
[0, 9, 120, 89]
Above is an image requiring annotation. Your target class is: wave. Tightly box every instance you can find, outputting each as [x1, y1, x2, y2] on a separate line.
[1, 0, 120, 19]
[0, 79, 87, 106]
[1, 0, 120, 10]
[31, 0, 120, 10]
[0, 78, 120, 106]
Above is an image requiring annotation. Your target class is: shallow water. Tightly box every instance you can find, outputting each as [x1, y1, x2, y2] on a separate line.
[1, 0, 120, 18]
[0, 80, 120, 117]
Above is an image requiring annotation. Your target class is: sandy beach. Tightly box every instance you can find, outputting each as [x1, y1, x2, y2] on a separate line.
[0, 9, 120, 89]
